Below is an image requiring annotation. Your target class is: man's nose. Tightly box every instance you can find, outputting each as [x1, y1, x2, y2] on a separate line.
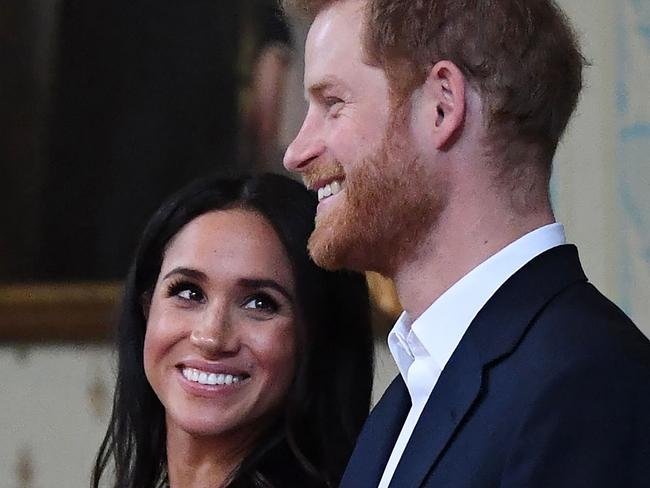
[189, 306, 239, 356]
[283, 116, 325, 173]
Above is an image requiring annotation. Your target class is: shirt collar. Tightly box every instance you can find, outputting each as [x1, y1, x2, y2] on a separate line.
[388, 223, 566, 381]
[387, 312, 415, 381]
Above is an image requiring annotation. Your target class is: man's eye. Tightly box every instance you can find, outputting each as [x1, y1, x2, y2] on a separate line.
[243, 294, 278, 313]
[324, 97, 344, 109]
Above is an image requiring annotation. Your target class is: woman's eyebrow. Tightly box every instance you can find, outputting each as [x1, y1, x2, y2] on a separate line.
[162, 267, 208, 282]
[238, 278, 293, 302]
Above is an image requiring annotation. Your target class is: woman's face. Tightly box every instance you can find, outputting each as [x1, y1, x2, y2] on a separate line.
[143, 209, 298, 443]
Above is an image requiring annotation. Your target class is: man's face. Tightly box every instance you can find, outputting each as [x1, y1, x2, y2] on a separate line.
[284, 0, 442, 274]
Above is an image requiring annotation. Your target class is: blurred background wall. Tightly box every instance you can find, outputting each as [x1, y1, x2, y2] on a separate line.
[1, 0, 648, 486]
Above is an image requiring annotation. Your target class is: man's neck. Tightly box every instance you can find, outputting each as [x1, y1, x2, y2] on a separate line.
[390, 196, 555, 321]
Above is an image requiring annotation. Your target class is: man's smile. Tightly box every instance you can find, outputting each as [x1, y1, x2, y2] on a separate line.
[317, 179, 344, 202]
[303, 161, 347, 203]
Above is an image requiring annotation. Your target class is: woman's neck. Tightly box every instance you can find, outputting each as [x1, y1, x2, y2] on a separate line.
[165, 424, 256, 488]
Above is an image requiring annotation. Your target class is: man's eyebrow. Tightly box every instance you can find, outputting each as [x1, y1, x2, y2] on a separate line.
[238, 278, 294, 303]
[306, 76, 346, 98]
[162, 267, 208, 282]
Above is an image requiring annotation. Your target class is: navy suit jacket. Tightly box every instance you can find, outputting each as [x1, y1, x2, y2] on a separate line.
[341, 245, 650, 487]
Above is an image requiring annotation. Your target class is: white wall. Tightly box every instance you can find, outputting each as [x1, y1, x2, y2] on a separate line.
[0, 346, 114, 488]
[552, 0, 619, 299]
[553, 0, 649, 336]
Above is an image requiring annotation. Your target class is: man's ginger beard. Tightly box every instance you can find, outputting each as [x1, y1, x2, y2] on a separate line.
[306, 120, 446, 275]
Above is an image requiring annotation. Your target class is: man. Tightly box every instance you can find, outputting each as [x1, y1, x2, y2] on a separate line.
[283, 0, 650, 487]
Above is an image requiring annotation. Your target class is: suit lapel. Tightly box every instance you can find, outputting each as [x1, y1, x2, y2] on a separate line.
[340, 376, 411, 488]
[388, 245, 588, 488]
[388, 337, 483, 488]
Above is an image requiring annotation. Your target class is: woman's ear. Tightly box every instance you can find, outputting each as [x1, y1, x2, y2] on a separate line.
[426, 60, 466, 149]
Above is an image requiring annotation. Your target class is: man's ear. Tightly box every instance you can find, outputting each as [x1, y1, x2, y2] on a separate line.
[426, 60, 466, 149]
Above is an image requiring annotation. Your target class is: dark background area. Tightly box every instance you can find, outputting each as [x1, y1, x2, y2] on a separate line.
[1, 0, 291, 282]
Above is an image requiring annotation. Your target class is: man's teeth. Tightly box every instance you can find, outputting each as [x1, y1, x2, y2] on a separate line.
[182, 367, 245, 386]
[317, 180, 343, 202]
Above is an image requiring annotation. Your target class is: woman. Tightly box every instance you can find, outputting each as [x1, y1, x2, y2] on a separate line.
[92, 173, 374, 488]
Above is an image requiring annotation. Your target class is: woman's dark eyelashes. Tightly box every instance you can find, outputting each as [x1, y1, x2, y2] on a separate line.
[166, 280, 205, 302]
[242, 292, 280, 313]
[164, 279, 283, 313]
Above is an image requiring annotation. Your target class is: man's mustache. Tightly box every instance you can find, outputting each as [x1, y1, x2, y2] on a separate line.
[302, 160, 346, 189]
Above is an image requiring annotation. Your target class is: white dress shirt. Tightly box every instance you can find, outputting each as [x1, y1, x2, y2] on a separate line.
[377, 223, 567, 488]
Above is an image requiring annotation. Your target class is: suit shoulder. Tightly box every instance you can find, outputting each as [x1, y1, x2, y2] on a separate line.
[528, 280, 650, 366]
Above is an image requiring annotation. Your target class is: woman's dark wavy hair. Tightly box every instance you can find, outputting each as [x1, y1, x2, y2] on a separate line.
[92, 173, 374, 488]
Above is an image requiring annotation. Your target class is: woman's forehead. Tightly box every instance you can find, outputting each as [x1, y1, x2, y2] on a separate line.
[161, 209, 294, 286]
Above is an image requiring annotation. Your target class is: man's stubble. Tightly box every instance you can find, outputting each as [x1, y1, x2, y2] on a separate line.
[308, 118, 447, 276]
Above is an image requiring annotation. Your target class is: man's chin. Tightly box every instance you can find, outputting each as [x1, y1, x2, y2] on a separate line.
[307, 225, 345, 271]
[308, 222, 374, 272]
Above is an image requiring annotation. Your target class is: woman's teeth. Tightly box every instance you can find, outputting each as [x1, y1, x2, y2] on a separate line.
[182, 367, 246, 386]
[317, 180, 343, 202]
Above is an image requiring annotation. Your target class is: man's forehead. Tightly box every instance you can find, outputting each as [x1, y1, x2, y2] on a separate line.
[304, 0, 367, 85]
[306, 0, 367, 53]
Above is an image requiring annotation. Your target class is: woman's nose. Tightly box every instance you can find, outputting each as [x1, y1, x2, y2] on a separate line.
[189, 307, 239, 355]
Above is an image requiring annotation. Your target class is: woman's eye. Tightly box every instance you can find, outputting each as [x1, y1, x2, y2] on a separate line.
[243, 294, 278, 313]
[167, 281, 204, 302]
[178, 289, 201, 301]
